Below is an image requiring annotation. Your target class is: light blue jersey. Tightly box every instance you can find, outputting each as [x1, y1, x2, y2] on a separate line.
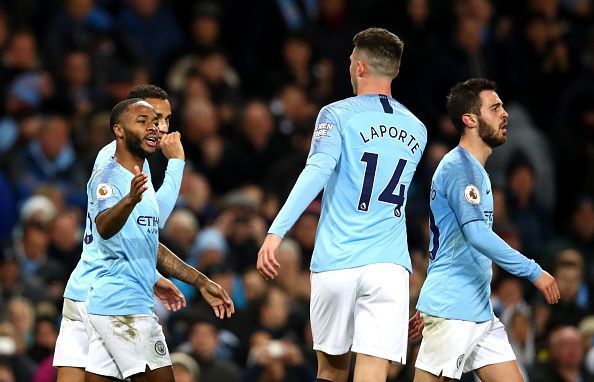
[86, 161, 159, 315]
[269, 94, 427, 273]
[417, 146, 541, 322]
[63, 141, 183, 303]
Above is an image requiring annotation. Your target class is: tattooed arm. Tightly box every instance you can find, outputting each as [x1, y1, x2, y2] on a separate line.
[156, 243, 236, 319]
[156, 242, 207, 288]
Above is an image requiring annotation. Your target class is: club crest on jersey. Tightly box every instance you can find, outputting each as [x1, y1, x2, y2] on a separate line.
[464, 184, 480, 205]
[96, 184, 113, 199]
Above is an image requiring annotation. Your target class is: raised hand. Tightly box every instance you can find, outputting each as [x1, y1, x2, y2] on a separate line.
[256, 234, 282, 280]
[129, 165, 148, 204]
[160, 131, 185, 160]
[198, 279, 235, 319]
[533, 270, 561, 304]
[153, 277, 186, 312]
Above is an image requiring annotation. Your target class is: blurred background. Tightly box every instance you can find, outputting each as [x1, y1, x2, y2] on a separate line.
[0, 0, 593, 381]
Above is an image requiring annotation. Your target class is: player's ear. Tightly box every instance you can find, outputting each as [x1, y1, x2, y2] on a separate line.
[113, 123, 124, 139]
[461, 113, 477, 129]
[357, 59, 365, 77]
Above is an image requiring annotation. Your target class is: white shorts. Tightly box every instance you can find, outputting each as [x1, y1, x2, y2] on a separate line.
[310, 263, 409, 363]
[53, 298, 94, 369]
[87, 313, 171, 379]
[415, 313, 516, 379]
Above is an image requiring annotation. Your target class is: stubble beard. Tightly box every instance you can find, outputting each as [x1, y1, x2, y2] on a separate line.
[124, 129, 152, 159]
[478, 117, 506, 148]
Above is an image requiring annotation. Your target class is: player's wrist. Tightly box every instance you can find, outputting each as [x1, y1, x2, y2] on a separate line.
[124, 194, 140, 206]
[194, 273, 208, 289]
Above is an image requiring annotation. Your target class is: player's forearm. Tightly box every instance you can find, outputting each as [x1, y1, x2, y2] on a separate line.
[462, 220, 542, 282]
[268, 154, 335, 238]
[155, 159, 184, 228]
[96, 196, 137, 239]
[156, 242, 208, 288]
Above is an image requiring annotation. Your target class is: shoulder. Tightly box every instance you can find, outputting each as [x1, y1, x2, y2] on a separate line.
[319, 96, 363, 122]
[91, 161, 122, 187]
[93, 140, 116, 171]
[437, 148, 482, 182]
[392, 99, 427, 136]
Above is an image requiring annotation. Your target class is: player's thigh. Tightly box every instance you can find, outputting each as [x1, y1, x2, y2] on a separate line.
[54, 299, 90, 369]
[129, 365, 175, 382]
[316, 350, 352, 382]
[88, 313, 172, 380]
[413, 368, 455, 382]
[415, 314, 490, 380]
[466, 317, 520, 380]
[474, 361, 524, 382]
[57, 366, 85, 382]
[310, 268, 358, 355]
[84, 371, 120, 382]
[353, 353, 391, 382]
[352, 263, 409, 364]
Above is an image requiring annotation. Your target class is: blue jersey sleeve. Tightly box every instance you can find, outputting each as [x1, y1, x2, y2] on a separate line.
[462, 220, 542, 282]
[268, 108, 342, 238]
[443, 165, 485, 226]
[155, 159, 184, 228]
[154, 270, 163, 285]
[268, 153, 336, 238]
[91, 170, 125, 218]
[309, 106, 342, 161]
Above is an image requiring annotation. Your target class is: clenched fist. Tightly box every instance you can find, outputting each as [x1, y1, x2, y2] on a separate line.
[161, 131, 185, 160]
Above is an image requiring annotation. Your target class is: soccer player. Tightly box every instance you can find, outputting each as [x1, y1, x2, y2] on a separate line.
[54, 86, 234, 382]
[413, 78, 560, 382]
[82, 99, 232, 382]
[257, 28, 427, 382]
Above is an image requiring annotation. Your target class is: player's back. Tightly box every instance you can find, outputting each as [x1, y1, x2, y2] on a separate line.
[312, 94, 427, 272]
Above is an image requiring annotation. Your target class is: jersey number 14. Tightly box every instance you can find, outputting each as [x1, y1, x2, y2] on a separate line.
[358, 152, 408, 217]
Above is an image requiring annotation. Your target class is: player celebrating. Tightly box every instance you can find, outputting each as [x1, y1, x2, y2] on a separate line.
[413, 78, 560, 382]
[257, 28, 427, 382]
[83, 99, 231, 382]
[54, 87, 233, 382]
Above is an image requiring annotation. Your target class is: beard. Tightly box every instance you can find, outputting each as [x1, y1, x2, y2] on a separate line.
[478, 117, 506, 148]
[123, 129, 152, 159]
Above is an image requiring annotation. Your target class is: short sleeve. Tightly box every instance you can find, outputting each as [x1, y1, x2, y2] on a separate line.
[90, 171, 125, 218]
[443, 165, 485, 227]
[308, 106, 342, 161]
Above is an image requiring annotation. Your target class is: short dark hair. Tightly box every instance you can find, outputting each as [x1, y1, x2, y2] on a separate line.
[352, 28, 404, 78]
[446, 78, 497, 133]
[128, 84, 168, 100]
[109, 98, 144, 135]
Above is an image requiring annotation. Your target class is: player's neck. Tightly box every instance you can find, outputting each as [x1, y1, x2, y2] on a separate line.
[459, 136, 492, 166]
[356, 80, 392, 97]
[114, 146, 144, 174]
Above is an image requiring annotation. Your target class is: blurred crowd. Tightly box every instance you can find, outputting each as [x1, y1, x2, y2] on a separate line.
[0, 0, 593, 381]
